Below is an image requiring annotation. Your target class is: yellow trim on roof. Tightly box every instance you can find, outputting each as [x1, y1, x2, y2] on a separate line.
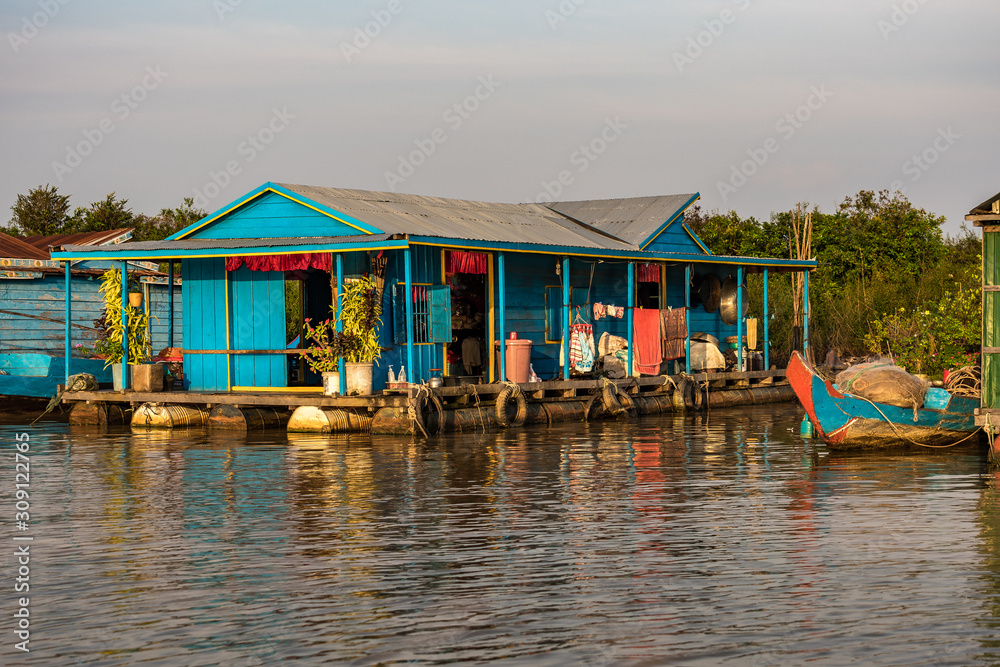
[175, 187, 376, 239]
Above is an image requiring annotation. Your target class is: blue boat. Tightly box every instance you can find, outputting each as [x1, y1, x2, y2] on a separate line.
[0, 353, 113, 399]
[788, 351, 980, 450]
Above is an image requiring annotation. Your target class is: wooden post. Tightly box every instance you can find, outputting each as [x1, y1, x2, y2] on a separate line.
[804, 269, 810, 358]
[120, 261, 130, 389]
[336, 253, 346, 395]
[685, 264, 692, 375]
[64, 261, 71, 386]
[737, 266, 744, 371]
[405, 248, 415, 382]
[763, 268, 770, 370]
[562, 257, 570, 381]
[627, 261, 635, 376]
[498, 252, 507, 382]
[168, 262, 175, 348]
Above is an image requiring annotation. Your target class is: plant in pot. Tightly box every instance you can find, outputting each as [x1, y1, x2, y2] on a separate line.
[338, 276, 383, 396]
[93, 268, 154, 390]
[299, 317, 347, 396]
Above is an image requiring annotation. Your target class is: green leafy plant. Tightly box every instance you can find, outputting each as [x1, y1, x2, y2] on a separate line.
[864, 262, 981, 377]
[93, 268, 152, 367]
[338, 276, 383, 364]
[298, 318, 346, 374]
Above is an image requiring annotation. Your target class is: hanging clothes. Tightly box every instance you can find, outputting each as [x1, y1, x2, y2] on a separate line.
[593, 303, 607, 320]
[567, 323, 595, 373]
[660, 307, 688, 361]
[633, 308, 662, 375]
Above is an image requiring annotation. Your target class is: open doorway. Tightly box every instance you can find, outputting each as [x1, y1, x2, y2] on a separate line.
[444, 251, 488, 381]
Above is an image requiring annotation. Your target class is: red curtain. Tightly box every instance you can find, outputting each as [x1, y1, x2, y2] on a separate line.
[639, 263, 659, 283]
[226, 253, 332, 272]
[447, 251, 488, 275]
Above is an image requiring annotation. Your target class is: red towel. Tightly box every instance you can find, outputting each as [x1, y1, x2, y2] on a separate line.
[633, 308, 662, 375]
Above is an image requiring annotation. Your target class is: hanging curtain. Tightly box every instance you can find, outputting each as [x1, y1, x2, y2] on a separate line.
[447, 251, 488, 275]
[638, 263, 659, 283]
[226, 253, 332, 272]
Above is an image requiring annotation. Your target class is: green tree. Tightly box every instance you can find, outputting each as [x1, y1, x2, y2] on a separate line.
[67, 192, 135, 233]
[130, 198, 207, 242]
[7, 184, 70, 236]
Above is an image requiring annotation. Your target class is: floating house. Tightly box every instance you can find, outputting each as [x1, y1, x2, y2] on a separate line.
[0, 228, 182, 395]
[51, 183, 815, 431]
[969, 190, 1000, 431]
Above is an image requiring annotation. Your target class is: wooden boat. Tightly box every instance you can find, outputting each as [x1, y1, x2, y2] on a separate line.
[0, 353, 112, 399]
[787, 351, 979, 450]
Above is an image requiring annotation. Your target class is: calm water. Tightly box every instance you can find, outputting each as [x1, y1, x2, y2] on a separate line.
[4, 403, 1000, 666]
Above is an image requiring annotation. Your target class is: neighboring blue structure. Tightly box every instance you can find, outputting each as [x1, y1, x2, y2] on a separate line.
[0, 229, 182, 357]
[52, 183, 816, 394]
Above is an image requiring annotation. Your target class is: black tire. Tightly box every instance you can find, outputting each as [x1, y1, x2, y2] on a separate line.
[584, 393, 604, 422]
[415, 391, 445, 435]
[495, 385, 527, 428]
[617, 389, 637, 419]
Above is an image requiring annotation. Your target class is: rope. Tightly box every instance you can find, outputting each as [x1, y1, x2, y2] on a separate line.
[411, 385, 430, 438]
[833, 392, 981, 449]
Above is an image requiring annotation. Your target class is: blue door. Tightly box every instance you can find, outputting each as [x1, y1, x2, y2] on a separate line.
[229, 267, 286, 388]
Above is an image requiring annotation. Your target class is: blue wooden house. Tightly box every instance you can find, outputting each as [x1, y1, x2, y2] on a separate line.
[52, 183, 815, 394]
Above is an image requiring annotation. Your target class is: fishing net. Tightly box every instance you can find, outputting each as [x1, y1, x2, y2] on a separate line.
[835, 361, 929, 411]
[944, 366, 981, 398]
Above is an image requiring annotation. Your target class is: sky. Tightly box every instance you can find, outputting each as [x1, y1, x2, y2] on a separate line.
[1, 0, 998, 236]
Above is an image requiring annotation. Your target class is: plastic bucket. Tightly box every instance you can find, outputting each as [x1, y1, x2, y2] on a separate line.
[495, 340, 532, 383]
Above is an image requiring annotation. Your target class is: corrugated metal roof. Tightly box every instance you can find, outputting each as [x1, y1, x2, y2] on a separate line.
[23, 228, 132, 251]
[545, 195, 697, 246]
[970, 192, 1000, 216]
[277, 184, 639, 251]
[0, 232, 53, 260]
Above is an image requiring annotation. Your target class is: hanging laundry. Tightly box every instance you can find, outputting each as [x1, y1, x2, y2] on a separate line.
[633, 308, 662, 375]
[593, 303, 607, 320]
[568, 323, 595, 373]
[659, 307, 688, 361]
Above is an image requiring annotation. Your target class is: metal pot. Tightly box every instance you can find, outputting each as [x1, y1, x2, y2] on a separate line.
[428, 376, 444, 389]
[719, 278, 749, 325]
[699, 274, 721, 313]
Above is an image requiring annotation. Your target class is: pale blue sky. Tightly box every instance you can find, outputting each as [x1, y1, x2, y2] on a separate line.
[2, 0, 997, 234]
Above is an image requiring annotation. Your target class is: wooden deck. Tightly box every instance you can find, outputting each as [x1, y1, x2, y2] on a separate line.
[61, 369, 788, 409]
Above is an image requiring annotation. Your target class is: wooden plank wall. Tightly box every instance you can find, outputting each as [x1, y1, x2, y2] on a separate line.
[0, 274, 182, 355]
[181, 258, 229, 391]
[378, 246, 441, 390]
[193, 192, 364, 240]
[147, 283, 183, 353]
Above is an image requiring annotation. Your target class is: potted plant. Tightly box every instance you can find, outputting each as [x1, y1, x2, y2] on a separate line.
[93, 268, 155, 391]
[338, 276, 383, 395]
[299, 317, 345, 396]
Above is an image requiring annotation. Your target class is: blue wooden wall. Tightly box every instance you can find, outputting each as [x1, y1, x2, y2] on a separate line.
[181, 258, 229, 391]
[0, 273, 181, 356]
[192, 191, 372, 240]
[644, 222, 708, 255]
[378, 246, 443, 391]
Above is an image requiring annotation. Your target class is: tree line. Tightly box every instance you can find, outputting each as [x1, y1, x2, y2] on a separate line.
[686, 189, 981, 376]
[2, 184, 206, 243]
